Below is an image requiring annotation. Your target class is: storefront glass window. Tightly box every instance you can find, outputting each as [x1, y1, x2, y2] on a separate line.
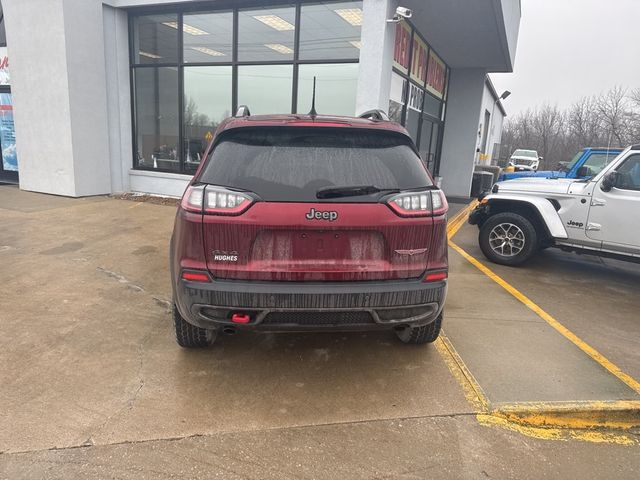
[183, 66, 232, 172]
[297, 63, 358, 116]
[183, 12, 233, 63]
[134, 67, 179, 171]
[132, 14, 179, 64]
[238, 7, 296, 62]
[238, 65, 293, 114]
[390, 21, 450, 176]
[299, 1, 362, 60]
[423, 93, 442, 119]
[130, 2, 363, 174]
[388, 72, 406, 124]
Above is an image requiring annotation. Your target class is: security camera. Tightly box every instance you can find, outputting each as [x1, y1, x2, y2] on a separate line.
[396, 7, 412, 19]
[387, 6, 413, 23]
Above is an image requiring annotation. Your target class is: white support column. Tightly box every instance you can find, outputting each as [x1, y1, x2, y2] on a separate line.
[439, 68, 487, 198]
[103, 4, 132, 194]
[355, 0, 398, 116]
[3, 0, 111, 197]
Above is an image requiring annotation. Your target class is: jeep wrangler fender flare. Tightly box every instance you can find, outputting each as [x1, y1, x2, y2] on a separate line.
[475, 194, 568, 239]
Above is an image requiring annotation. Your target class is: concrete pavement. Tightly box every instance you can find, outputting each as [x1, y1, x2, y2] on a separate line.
[1, 185, 639, 478]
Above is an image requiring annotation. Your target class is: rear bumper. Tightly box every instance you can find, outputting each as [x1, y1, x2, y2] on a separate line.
[174, 278, 447, 332]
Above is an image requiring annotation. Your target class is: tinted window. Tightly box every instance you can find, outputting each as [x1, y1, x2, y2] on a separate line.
[299, 1, 362, 60]
[183, 11, 233, 63]
[581, 153, 616, 175]
[132, 14, 179, 64]
[616, 154, 640, 191]
[183, 66, 232, 172]
[238, 7, 296, 62]
[512, 149, 537, 158]
[134, 67, 179, 171]
[297, 63, 359, 116]
[199, 128, 431, 202]
[237, 65, 293, 114]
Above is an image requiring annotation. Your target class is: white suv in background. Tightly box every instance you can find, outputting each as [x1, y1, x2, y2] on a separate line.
[469, 145, 640, 266]
[508, 149, 541, 171]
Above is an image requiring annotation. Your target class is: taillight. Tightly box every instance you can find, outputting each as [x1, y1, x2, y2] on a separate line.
[181, 185, 205, 213]
[387, 190, 448, 217]
[180, 185, 254, 216]
[204, 186, 253, 215]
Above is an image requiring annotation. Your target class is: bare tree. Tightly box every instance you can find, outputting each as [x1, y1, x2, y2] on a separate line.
[501, 86, 640, 166]
[532, 104, 564, 169]
[628, 88, 640, 143]
[567, 96, 604, 147]
[596, 86, 632, 146]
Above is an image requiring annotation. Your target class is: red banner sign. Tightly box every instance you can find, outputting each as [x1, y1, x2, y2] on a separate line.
[410, 33, 428, 85]
[393, 22, 411, 74]
[426, 50, 446, 98]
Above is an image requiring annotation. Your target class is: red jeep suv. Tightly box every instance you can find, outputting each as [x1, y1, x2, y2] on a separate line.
[170, 110, 448, 348]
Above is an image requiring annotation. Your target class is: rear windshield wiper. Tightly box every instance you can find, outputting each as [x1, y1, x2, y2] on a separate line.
[316, 185, 432, 199]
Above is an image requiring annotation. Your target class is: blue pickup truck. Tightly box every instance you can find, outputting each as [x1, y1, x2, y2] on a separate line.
[499, 148, 623, 181]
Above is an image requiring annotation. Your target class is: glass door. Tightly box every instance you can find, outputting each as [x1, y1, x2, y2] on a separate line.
[418, 116, 440, 175]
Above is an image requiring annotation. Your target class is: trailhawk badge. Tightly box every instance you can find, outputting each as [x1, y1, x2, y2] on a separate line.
[394, 248, 428, 256]
[305, 208, 338, 221]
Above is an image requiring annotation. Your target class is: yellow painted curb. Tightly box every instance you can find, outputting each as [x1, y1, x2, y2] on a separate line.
[477, 413, 639, 445]
[439, 202, 640, 444]
[490, 400, 640, 431]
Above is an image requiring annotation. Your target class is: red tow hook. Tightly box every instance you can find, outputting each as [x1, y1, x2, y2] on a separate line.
[231, 313, 251, 324]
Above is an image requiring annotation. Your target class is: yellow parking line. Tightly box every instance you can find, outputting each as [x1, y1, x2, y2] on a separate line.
[447, 214, 640, 396]
[447, 201, 477, 239]
[435, 333, 490, 412]
[436, 202, 640, 443]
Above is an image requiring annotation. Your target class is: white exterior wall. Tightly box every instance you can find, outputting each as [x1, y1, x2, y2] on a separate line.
[103, 5, 133, 194]
[438, 68, 487, 198]
[477, 81, 506, 165]
[2, 0, 111, 197]
[354, 0, 397, 115]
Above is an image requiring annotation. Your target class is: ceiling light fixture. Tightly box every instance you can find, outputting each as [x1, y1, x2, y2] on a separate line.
[253, 15, 295, 31]
[349, 40, 362, 49]
[334, 8, 363, 26]
[138, 51, 162, 59]
[162, 21, 209, 36]
[190, 46, 226, 57]
[264, 43, 294, 55]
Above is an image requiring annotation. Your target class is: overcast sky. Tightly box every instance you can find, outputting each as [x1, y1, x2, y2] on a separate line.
[491, 0, 640, 117]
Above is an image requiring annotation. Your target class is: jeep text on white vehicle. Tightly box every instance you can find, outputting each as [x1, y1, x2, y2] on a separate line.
[469, 145, 640, 266]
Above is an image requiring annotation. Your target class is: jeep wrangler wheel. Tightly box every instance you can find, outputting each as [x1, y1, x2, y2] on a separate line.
[479, 212, 538, 266]
[395, 313, 442, 345]
[173, 304, 217, 348]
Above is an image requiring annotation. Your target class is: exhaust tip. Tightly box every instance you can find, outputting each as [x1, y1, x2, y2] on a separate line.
[393, 325, 410, 332]
[222, 327, 237, 335]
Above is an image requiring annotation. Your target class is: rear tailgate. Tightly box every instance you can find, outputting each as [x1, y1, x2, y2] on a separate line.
[203, 202, 440, 281]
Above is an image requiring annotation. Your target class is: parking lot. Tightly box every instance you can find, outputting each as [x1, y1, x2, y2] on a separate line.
[1, 185, 639, 479]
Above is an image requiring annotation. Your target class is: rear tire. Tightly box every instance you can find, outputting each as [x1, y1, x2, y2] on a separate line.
[174, 304, 216, 348]
[395, 313, 442, 345]
[479, 212, 538, 266]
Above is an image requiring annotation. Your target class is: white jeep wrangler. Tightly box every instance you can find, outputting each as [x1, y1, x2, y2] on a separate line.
[469, 145, 640, 266]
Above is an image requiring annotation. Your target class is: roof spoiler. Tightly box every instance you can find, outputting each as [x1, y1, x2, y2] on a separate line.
[235, 105, 251, 117]
[358, 109, 390, 121]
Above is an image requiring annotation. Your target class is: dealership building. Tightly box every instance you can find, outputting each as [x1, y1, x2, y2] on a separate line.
[0, 0, 519, 198]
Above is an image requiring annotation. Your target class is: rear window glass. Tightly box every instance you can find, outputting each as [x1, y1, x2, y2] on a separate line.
[199, 127, 432, 202]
